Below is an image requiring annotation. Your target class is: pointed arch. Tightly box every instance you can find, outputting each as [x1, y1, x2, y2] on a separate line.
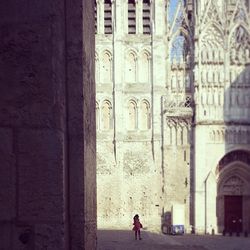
[140, 99, 151, 130]
[200, 0, 224, 28]
[140, 50, 151, 83]
[127, 99, 138, 130]
[170, 31, 191, 64]
[125, 50, 137, 83]
[200, 22, 224, 52]
[101, 50, 112, 83]
[229, 0, 250, 29]
[101, 99, 113, 130]
[229, 23, 250, 69]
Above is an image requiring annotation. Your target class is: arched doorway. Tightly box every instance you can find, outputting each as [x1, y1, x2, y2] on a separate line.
[217, 150, 250, 233]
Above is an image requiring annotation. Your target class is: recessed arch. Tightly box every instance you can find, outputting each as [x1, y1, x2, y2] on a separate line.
[127, 99, 138, 130]
[215, 150, 250, 233]
[101, 99, 113, 130]
[140, 50, 151, 83]
[101, 50, 113, 83]
[140, 99, 151, 130]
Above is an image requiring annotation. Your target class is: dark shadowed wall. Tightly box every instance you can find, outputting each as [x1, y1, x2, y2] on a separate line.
[0, 0, 96, 249]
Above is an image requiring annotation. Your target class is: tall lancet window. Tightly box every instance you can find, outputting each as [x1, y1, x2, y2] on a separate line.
[143, 0, 151, 34]
[141, 51, 150, 82]
[101, 100, 112, 130]
[128, 0, 136, 34]
[126, 52, 137, 82]
[101, 51, 112, 83]
[128, 100, 137, 130]
[140, 100, 151, 130]
[104, 0, 112, 34]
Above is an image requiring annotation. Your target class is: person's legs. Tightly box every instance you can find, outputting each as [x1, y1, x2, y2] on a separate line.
[138, 230, 142, 240]
[135, 230, 137, 240]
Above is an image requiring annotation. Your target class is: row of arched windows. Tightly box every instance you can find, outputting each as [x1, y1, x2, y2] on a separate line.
[95, 49, 151, 83]
[96, 99, 151, 131]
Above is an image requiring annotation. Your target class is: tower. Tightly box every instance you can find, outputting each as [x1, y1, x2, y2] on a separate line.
[95, 0, 167, 229]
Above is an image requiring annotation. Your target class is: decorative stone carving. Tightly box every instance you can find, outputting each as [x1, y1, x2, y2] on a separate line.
[218, 150, 250, 172]
[222, 176, 244, 195]
[123, 151, 150, 175]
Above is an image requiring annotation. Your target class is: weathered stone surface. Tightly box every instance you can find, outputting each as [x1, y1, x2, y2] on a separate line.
[0, 0, 96, 249]
[96, 0, 250, 235]
[17, 129, 64, 221]
[0, 128, 15, 221]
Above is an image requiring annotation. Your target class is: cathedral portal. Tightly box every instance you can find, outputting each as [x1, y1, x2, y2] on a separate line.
[217, 150, 250, 233]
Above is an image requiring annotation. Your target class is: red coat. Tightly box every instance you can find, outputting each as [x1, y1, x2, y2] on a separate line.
[132, 218, 143, 231]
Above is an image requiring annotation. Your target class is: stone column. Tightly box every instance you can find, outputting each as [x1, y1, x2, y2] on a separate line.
[99, 0, 105, 34]
[0, 0, 96, 249]
[137, 0, 143, 34]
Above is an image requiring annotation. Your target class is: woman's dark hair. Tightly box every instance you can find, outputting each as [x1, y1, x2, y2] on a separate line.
[133, 214, 139, 219]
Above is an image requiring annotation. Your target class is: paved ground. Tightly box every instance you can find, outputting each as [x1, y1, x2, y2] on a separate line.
[97, 229, 250, 250]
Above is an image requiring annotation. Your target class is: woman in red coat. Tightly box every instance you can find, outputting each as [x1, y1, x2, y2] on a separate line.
[132, 214, 143, 240]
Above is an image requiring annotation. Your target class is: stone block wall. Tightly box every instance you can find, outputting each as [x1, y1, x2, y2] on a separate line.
[0, 0, 96, 249]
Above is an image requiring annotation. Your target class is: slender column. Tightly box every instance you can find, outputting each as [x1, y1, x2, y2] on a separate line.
[99, 0, 105, 34]
[137, 0, 143, 34]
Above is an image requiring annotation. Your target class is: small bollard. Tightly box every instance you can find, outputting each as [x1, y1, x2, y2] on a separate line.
[212, 229, 215, 235]
[222, 230, 226, 236]
[244, 231, 248, 237]
[236, 232, 240, 237]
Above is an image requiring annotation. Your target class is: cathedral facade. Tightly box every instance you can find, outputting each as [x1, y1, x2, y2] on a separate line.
[95, 0, 250, 234]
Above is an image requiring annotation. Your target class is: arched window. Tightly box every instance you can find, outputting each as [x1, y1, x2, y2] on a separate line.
[101, 51, 112, 83]
[126, 52, 137, 82]
[140, 51, 150, 83]
[96, 102, 100, 130]
[140, 100, 151, 130]
[128, 100, 137, 130]
[101, 100, 112, 130]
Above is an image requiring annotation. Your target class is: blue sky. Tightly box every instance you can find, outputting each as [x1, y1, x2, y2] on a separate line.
[168, 0, 180, 24]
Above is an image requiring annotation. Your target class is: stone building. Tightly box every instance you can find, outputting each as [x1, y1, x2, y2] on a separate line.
[96, 0, 250, 234]
[0, 0, 96, 249]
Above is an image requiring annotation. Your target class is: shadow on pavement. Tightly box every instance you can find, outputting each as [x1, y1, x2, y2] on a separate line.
[97, 229, 206, 250]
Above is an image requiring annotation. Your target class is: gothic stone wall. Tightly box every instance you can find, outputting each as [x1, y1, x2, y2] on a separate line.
[97, 140, 162, 230]
[0, 0, 96, 249]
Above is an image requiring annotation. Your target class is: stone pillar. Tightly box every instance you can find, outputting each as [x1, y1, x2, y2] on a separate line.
[0, 0, 96, 249]
[99, 0, 105, 34]
[137, 0, 143, 34]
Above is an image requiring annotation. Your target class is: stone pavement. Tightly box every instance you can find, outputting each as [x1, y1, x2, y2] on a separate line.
[97, 229, 250, 250]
